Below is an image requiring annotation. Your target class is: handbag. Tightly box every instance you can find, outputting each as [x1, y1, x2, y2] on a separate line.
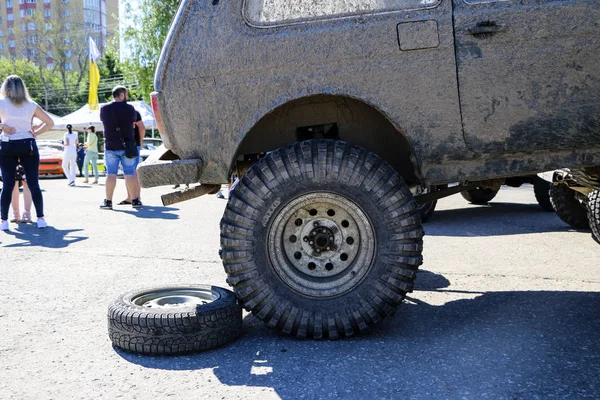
[110, 105, 139, 159]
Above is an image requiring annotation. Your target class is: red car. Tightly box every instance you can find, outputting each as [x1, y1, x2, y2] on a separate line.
[37, 140, 65, 177]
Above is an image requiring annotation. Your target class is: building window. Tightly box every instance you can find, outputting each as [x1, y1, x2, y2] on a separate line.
[46, 62, 53, 69]
[0, 44, 4, 50]
[44, 8, 50, 17]
[6, 0, 12, 7]
[65, 63, 72, 70]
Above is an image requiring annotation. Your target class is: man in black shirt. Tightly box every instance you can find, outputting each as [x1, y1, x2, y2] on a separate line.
[99, 86, 142, 209]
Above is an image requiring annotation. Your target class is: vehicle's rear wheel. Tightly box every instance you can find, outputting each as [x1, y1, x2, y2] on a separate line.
[549, 183, 589, 229]
[220, 140, 423, 339]
[533, 177, 554, 211]
[587, 190, 600, 243]
[108, 285, 242, 355]
[461, 186, 500, 205]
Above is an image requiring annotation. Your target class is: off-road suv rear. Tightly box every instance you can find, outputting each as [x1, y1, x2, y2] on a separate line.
[139, 0, 600, 337]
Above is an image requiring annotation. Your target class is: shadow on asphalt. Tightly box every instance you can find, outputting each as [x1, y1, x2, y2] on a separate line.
[425, 202, 587, 237]
[111, 206, 180, 220]
[2, 225, 87, 248]
[116, 270, 600, 399]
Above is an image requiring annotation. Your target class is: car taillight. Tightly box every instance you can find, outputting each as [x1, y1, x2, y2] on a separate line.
[150, 91, 166, 136]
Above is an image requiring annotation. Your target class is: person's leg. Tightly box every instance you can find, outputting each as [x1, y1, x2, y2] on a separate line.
[103, 150, 120, 205]
[83, 152, 91, 181]
[19, 152, 43, 219]
[11, 183, 20, 221]
[91, 152, 99, 182]
[20, 180, 32, 223]
[126, 148, 142, 202]
[22, 180, 32, 213]
[68, 153, 77, 183]
[62, 152, 73, 183]
[121, 154, 140, 204]
[0, 154, 18, 222]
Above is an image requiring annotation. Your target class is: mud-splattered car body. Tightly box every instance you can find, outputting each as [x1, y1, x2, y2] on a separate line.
[140, 0, 600, 189]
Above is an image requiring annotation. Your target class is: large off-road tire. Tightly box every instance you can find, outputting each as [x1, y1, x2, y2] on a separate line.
[533, 177, 553, 211]
[220, 140, 423, 339]
[549, 183, 589, 229]
[108, 285, 242, 355]
[587, 190, 600, 243]
[461, 186, 500, 205]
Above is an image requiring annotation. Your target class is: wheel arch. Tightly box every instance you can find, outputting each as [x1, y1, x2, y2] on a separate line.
[231, 94, 423, 184]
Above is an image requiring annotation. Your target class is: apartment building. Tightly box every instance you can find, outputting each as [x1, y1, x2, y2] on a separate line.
[0, 0, 118, 69]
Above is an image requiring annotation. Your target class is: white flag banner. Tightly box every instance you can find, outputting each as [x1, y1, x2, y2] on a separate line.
[89, 37, 101, 62]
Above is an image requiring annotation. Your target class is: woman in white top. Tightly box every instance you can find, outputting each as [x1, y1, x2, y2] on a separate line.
[62, 124, 78, 186]
[0, 75, 55, 231]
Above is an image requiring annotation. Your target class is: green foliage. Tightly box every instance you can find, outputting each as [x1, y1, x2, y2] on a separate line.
[121, 0, 181, 101]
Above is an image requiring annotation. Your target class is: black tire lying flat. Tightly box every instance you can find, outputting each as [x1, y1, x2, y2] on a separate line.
[220, 140, 423, 339]
[549, 183, 589, 229]
[533, 177, 554, 212]
[460, 186, 499, 205]
[108, 285, 242, 355]
[587, 190, 600, 243]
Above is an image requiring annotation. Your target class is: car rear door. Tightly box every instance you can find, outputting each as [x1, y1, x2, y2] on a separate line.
[453, 0, 600, 155]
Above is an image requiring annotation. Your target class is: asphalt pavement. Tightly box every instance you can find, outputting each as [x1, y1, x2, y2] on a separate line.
[1, 177, 599, 400]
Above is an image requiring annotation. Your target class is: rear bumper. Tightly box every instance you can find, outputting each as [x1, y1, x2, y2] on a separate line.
[137, 146, 203, 188]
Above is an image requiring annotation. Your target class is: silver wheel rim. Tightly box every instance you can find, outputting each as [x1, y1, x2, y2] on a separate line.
[268, 192, 376, 298]
[131, 288, 220, 309]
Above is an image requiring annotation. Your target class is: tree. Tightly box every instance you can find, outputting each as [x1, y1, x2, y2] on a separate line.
[121, 0, 181, 100]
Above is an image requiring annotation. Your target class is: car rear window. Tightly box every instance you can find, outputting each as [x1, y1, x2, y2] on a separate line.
[245, 0, 439, 25]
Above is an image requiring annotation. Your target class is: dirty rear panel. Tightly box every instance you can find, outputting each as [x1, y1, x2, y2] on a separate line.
[156, 0, 466, 184]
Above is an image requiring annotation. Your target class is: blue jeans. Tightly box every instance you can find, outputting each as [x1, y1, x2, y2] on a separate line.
[105, 149, 136, 176]
[0, 139, 44, 220]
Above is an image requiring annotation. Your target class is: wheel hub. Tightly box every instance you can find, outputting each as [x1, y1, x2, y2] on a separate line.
[269, 192, 375, 298]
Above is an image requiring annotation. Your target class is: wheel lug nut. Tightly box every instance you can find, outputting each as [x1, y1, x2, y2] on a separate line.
[309, 241, 314, 245]
[313, 222, 319, 227]
[303, 236, 309, 242]
[326, 247, 330, 251]
[316, 249, 321, 253]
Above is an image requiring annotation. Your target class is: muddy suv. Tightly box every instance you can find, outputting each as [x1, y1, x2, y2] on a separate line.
[139, 0, 600, 337]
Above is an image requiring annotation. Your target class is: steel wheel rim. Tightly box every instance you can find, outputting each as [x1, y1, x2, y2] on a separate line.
[131, 288, 220, 309]
[268, 192, 376, 298]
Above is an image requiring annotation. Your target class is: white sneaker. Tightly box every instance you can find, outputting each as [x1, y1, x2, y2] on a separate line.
[37, 218, 47, 229]
[1, 220, 8, 231]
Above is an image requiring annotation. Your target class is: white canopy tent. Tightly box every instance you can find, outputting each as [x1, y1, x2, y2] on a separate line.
[50, 100, 157, 133]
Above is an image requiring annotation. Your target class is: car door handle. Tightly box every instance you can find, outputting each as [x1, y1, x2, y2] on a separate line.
[467, 21, 504, 36]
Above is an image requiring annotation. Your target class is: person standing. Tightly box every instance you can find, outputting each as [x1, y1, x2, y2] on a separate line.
[0, 75, 55, 231]
[99, 86, 141, 209]
[76, 144, 86, 177]
[120, 111, 145, 205]
[10, 163, 32, 223]
[82, 125, 99, 184]
[62, 124, 78, 186]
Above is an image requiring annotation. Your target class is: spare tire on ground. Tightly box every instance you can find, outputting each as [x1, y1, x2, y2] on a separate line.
[108, 285, 242, 355]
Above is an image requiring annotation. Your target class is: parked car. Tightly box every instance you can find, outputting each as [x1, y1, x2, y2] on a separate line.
[140, 138, 162, 162]
[37, 140, 65, 177]
[138, 0, 600, 338]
